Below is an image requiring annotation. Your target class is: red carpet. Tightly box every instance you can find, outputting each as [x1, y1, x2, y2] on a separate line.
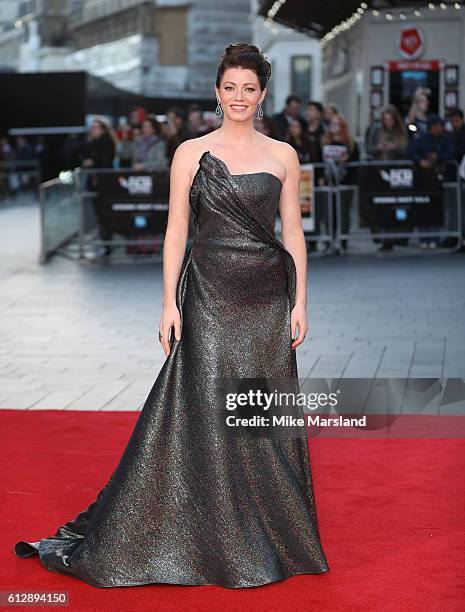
[1, 409, 464, 611]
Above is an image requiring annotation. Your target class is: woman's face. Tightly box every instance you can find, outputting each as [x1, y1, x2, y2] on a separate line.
[142, 120, 155, 137]
[383, 112, 395, 130]
[417, 94, 429, 113]
[329, 117, 342, 136]
[90, 122, 103, 138]
[289, 120, 301, 138]
[216, 67, 264, 123]
[324, 106, 336, 122]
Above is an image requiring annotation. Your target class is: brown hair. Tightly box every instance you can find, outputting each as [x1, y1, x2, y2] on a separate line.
[90, 117, 118, 147]
[322, 114, 355, 152]
[216, 43, 271, 91]
[142, 114, 161, 136]
[380, 104, 407, 149]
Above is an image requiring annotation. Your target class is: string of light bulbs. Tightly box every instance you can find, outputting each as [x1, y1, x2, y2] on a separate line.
[263, 1, 464, 48]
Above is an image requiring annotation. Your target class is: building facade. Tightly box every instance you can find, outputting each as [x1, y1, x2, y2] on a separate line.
[66, 0, 253, 98]
[252, 2, 322, 115]
[0, 0, 252, 100]
[321, 3, 465, 136]
[0, 0, 70, 72]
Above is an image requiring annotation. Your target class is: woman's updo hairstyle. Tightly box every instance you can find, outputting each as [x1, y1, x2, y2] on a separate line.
[216, 43, 271, 91]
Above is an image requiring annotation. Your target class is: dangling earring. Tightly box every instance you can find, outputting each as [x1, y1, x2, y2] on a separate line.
[257, 101, 264, 120]
[215, 99, 223, 117]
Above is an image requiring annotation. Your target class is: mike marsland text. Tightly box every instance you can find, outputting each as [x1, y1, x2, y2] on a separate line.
[225, 415, 367, 427]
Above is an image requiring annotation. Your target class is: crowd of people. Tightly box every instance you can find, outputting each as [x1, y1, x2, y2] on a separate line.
[2, 90, 464, 253]
[266, 92, 465, 252]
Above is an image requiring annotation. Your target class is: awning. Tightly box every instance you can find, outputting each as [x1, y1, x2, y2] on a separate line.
[257, 1, 450, 38]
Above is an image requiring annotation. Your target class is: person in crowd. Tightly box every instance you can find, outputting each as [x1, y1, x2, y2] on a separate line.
[287, 119, 312, 164]
[164, 107, 190, 163]
[254, 115, 273, 136]
[409, 114, 454, 249]
[131, 114, 167, 255]
[186, 104, 212, 138]
[321, 114, 360, 251]
[306, 101, 325, 160]
[116, 121, 136, 168]
[365, 105, 409, 251]
[270, 94, 307, 141]
[366, 105, 408, 161]
[61, 134, 86, 171]
[10, 136, 35, 193]
[14, 136, 34, 164]
[132, 114, 167, 170]
[82, 118, 117, 257]
[0, 137, 14, 198]
[446, 108, 465, 250]
[132, 123, 142, 145]
[405, 87, 430, 140]
[305, 101, 327, 251]
[323, 103, 339, 131]
[447, 108, 465, 163]
[129, 106, 146, 129]
[364, 109, 381, 155]
[33, 136, 47, 182]
[409, 114, 454, 171]
[83, 118, 116, 170]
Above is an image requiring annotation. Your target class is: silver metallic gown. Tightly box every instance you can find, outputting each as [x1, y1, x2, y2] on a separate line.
[13, 150, 329, 588]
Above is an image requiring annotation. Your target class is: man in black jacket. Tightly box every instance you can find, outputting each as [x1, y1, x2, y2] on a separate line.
[271, 95, 308, 141]
[448, 108, 465, 163]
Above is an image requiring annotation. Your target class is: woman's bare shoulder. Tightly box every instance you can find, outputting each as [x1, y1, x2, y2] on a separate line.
[172, 133, 217, 176]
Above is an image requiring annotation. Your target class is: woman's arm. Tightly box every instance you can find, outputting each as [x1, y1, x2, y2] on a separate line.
[278, 143, 308, 349]
[158, 141, 193, 356]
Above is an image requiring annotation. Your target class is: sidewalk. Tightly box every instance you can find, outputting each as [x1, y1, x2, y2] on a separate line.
[1, 199, 464, 411]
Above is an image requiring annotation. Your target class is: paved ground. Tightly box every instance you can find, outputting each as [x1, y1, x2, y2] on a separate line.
[1, 196, 465, 411]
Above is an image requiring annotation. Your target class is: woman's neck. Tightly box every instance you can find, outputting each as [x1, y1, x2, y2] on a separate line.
[215, 117, 258, 149]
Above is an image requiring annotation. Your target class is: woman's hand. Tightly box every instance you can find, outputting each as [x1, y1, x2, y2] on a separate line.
[159, 302, 182, 357]
[291, 302, 308, 349]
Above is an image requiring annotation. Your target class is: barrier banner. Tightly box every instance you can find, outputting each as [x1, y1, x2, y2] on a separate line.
[274, 164, 315, 234]
[98, 171, 170, 235]
[299, 164, 315, 232]
[358, 164, 444, 229]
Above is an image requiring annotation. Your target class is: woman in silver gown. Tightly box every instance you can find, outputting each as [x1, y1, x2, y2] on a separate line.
[14, 43, 329, 588]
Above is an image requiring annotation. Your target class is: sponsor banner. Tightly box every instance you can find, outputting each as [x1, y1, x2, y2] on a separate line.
[97, 171, 170, 235]
[358, 164, 444, 228]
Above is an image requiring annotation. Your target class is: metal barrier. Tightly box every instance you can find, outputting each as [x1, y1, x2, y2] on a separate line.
[305, 161, 334, 253]
[73, 167, 171, 264]
[329, 159, 463, 254]
[39, 172, 80, 263]
[274, 161, 335, 254]
[37, 159, 464, 264]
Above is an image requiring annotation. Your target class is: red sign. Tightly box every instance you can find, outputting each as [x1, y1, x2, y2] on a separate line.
[387, 60, 442, 72]
[398, 26, 425, 59]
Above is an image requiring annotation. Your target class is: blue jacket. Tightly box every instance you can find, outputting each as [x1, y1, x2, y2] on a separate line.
[408, 132, 454, 164]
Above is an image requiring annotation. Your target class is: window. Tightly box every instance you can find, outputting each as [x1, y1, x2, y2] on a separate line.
[291, 55, 312, 108]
